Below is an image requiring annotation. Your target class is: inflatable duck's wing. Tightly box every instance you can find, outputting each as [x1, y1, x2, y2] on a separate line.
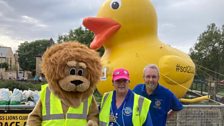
[158, 55, 195, 91]
[159, 55, 195, 85]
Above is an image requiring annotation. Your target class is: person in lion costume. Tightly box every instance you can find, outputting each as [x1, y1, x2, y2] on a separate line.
[27, 42, 102, 126]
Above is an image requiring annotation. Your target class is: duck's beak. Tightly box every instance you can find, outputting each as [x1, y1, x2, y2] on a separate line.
[83, 17, 121, 50]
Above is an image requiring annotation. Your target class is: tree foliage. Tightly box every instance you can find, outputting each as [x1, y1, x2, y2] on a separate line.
[189, 23, 224, 80]
[17, 39, 54, 73]
[58, 27, 93, 45]
[0, 62, 8, 70]
[57, 27, 104, 56]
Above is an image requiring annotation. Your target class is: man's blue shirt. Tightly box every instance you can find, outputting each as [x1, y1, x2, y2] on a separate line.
[133, 84, 183, 126]
[109, 89, 153, 126]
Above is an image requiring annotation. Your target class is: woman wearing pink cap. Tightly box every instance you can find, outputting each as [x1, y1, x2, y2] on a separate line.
[99, 68, 153, 126]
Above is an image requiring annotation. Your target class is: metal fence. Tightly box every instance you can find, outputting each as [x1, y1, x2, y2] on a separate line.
[167, 105, 224, 126]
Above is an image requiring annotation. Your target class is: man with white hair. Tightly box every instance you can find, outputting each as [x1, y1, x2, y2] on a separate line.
[133, 64, 183, 126]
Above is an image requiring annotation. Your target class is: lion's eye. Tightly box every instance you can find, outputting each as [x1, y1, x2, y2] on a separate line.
[70, 68, 76, 75]
[77, 69, 84, 76]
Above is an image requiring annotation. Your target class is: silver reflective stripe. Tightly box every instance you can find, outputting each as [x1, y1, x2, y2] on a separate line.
[42, 87, 64, 121]
[67, 114, 87, 119]
[101, 93, 109, 109]
[99, 121, 107, 126]
[42, 87, 89, 121]
[46, 87, 51, 115]
[67, 99, 88, 119]
[83, 98, 88, 115]
[42, 114, 64, 120]
[43, 87, 64, 121]
[138, 96, 144, 115]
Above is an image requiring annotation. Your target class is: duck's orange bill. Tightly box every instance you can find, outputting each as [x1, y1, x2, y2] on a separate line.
[83, 17, 121, 50]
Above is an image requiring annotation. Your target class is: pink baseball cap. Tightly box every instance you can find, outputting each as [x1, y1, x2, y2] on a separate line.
[112, 68, 130, 81]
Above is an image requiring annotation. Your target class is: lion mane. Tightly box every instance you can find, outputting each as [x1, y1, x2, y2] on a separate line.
[41, 42, 102, 107]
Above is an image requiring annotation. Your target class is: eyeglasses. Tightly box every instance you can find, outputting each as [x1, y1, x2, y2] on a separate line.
[114, 79, 129, 84]
[144, 75, 157, 79]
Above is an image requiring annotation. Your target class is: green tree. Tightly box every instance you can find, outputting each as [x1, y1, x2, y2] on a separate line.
[57, 27, 104, 56]
[189, 23, 224, 80]
[17, 39, 54, 74]
[0, 62, 8, 70]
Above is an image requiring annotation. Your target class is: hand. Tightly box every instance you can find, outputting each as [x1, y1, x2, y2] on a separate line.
[87, 120, 98, 126]
[167, 110, 176, 119]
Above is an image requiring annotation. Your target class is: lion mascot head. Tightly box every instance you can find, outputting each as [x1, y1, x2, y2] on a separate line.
[41, 42, 102, 107]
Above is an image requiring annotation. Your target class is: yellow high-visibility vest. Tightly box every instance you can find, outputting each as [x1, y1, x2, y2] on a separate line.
[40, 84, 92, 126]
[99, 91, 151, 126]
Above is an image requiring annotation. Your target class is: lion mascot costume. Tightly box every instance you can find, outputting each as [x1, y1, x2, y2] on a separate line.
[27, 42, 102, 126]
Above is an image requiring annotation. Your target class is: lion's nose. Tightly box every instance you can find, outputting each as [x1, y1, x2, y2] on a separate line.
[71, 80, 83, 86]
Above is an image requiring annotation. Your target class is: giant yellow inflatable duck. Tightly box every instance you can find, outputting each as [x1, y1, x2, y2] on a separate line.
[83, 0, 195, 98]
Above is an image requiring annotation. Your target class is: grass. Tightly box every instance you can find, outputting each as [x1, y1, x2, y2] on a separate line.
[0, 80, 43, 91]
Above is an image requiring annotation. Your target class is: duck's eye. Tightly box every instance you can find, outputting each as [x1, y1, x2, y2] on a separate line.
[70, 68, 76, 75]
[77, 69, 84, 76]
[110, 0, 121, 10]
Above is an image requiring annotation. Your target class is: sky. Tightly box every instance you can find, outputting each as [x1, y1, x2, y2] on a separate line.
[0, 0, 223, 53]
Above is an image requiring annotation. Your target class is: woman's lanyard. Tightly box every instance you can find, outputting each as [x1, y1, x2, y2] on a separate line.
[110, 101, 126, 126]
